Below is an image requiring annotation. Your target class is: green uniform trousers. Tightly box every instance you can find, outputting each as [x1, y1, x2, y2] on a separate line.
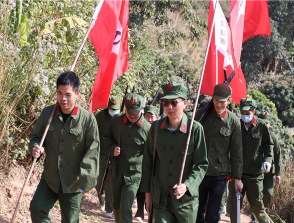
[30, 178, 83, 223]
[111, 176, 140, 223]
[229, 175, 269, 223]
[251, 174, 274, 220]
[154, 194, 198, 223]
[95, 161, 113, 213]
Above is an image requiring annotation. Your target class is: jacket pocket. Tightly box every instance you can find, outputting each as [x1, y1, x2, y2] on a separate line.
[218, 154, 230, 173]
[220, 127, 231, 137]
[180, 143, 194, 155]
[156, 144, 165, 160]
[70, 128, 83, 142]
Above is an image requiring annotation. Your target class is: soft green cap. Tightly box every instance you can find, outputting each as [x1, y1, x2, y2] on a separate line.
[240, 98, 257, 111]
[144, 105, 159, 116]
[212, 84, 232, 101]
[125, 93, 144, 115]
[108, 96, 121, 110]
[258, 112, 272, 123]
[161, 81, 188, 100]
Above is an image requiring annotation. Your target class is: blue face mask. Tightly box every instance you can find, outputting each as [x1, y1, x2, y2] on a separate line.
[109, 109, 120, 117]
[241, 115, 253, 123]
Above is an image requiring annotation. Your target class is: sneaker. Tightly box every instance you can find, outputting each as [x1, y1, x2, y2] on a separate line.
[100, 204, 105, 212]
[249, 221, 258, 223]
[104, 212, 113, 218]
[134, 216, 143, 222]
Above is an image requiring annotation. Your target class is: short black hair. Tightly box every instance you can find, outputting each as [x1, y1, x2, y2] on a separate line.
[56, 71, 80, 93]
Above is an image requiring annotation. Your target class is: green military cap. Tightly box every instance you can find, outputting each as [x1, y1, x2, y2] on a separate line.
[212, 84, 232, 101]
[258, 111, 272, 123]
[144, 105, 159, 116]
[240, 98, 257, 111]
[161, 81, 188, 100]
[108, 96, 121, 110]
[125, 93, 144, 115]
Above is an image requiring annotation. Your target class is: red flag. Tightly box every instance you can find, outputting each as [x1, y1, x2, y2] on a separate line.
[242, 0, 271, 43]
[89, 0, 129, 113]
[201, 0, 246, 104]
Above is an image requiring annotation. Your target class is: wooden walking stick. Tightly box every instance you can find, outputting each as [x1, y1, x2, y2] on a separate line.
[178, 0, 218, 185]
[10, 102, 58, 223]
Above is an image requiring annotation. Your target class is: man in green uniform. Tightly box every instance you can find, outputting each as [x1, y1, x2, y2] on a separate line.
[95, 96, 121, 218]
[142, 81, 208, 223]
[134, 104, 159, 222]
[195, 84, 243, 223]
[250, 112, 283, 222]
[230, 98, 273, 223]
[29, 71, 100, 223]
[104, 93, 151, 223]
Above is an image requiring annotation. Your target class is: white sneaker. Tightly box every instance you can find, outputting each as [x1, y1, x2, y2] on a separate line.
[100, 204, 105, 212]
[134, 216, 143, 222]
[104, 212, 113, 218]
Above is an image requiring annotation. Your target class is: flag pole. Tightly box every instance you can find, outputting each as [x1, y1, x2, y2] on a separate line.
[70, 0, 104, 71]
[178, 0, 218, 185]
[214, 0, 218, 85]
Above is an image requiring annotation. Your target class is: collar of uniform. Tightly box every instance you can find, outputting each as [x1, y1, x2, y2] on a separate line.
[55, 104, 80, 119]
[123, 114, 144, 128]
[212, 107, 227, 119]
[160, 113, 188, 133]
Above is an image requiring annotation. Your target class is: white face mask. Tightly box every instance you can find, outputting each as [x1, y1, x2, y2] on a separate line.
[109, 109, 120, 117]
[241, 115, 253, 123]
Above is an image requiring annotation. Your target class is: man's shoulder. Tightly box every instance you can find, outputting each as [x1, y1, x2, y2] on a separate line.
[226, 110, 241, 124]
[95, 108, 108, 118]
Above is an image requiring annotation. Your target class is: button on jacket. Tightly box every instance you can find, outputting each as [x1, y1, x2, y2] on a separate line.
[141, 113, 208, 209]
[242, 117, 273, 174]
[195, 108, 243, 178]
[29, 104, 100, 193]
[104, 113, 151, 185]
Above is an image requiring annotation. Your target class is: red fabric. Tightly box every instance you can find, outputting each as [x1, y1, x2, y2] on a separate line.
[73, 107, 78, 116]
[201, 0, 246, 105]
[243, 0, 271, 43]
[89, 0, 129, 113]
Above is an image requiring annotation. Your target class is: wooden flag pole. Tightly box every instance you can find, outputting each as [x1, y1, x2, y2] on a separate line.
[10, 2, 106, 222]
[178, 0, 218, 185]
[10, 103, 58, 223]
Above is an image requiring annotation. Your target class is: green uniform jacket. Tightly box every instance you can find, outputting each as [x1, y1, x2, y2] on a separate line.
[104, 113, 151, 185]
[241, 117, 273, 174]
[265, 131, 283, 176]
[195, 108, 243, 177]
[29, 104, 100, 193]
[141, 113, 208, 209]
[95, 108, 112, 164]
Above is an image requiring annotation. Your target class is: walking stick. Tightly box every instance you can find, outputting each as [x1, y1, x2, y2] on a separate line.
[236, 191, 241, 223]
[178, 0, 218, 185]
[10, 103, 58, 223]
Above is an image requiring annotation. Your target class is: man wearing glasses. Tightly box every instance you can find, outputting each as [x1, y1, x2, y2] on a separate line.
[195, 84, 243, 223]
[142, 81, 208, 222]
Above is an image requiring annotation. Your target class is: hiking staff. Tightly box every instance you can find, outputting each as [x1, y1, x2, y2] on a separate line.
[11, 103, 58, 223]
[178, 0, 218, 186]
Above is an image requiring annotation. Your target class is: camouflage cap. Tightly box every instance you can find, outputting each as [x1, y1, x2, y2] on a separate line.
[125, 93, 144, 115]
[161, 81, 188, 100]
[258, 112, 272, 123]
[108, 96, 121, 110]
[144, 105, 159, 116]
[240, 98, 257, 111]
[212, 84, 232, 101]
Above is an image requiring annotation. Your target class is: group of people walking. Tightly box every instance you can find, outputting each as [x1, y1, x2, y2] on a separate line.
[28, 71, 282, 223]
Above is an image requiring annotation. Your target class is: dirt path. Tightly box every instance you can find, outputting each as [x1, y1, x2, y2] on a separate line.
[0, 164, 251, 223]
